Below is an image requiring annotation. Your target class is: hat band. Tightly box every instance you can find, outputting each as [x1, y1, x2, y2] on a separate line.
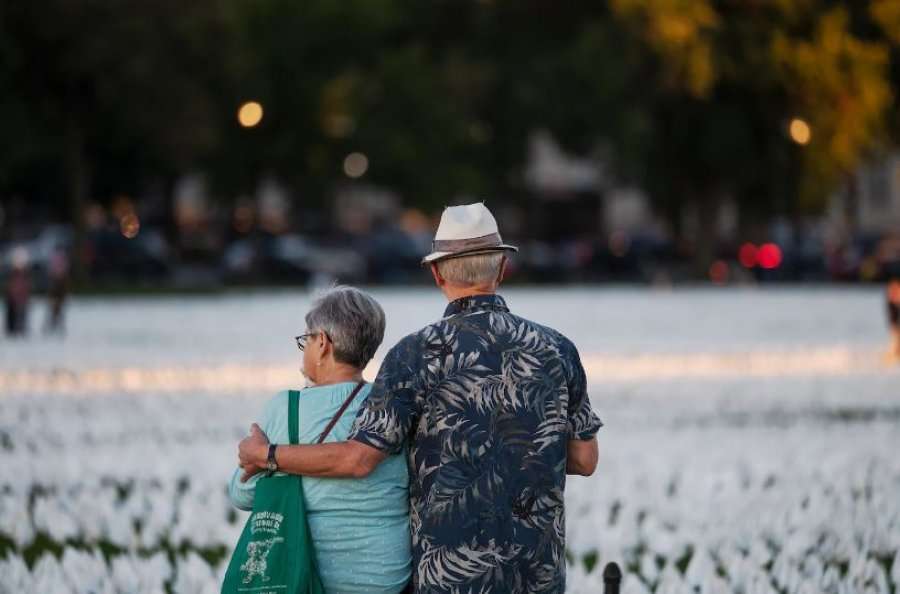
[432, 233, 502, 253]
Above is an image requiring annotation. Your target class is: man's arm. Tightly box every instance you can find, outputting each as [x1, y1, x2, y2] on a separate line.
[238, 423, 387, 482]
[566, 436, 598, 476]
[562, 337, 603, 476]
[240, 338, 420, 482]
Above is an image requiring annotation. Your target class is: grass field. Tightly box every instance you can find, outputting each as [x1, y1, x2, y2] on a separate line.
[1, 287, 897, 593]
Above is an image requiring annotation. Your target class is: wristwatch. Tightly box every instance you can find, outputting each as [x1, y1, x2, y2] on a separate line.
[265, 444, 278, 477]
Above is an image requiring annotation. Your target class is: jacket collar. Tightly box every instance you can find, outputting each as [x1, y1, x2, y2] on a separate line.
[443, 294, 510, 317]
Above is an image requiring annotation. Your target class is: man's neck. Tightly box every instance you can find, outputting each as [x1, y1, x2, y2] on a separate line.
[442, 286, 496, 303]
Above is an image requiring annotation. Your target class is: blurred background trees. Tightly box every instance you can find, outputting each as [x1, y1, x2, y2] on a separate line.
[1, 0, 898, 284]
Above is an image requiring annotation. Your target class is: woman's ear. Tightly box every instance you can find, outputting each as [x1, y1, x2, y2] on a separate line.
[317, 332, 331, 361]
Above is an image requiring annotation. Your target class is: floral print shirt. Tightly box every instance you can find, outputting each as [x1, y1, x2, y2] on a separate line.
[349, 294, 603, 594]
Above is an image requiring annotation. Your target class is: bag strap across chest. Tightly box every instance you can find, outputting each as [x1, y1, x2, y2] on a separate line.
[288, 381, 366, 445]
[315, 380, 366, 444]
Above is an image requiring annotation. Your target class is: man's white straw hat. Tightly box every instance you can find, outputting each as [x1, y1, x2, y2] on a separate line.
[421, 202, 518, 265]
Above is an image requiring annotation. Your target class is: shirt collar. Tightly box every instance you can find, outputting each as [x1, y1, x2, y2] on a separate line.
[443, 294, 510, 317]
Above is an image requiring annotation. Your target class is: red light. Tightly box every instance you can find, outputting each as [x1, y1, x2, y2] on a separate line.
[709, 260, 729, 285]
[739, 243, 758, 268]
[758, 243, 782, 269]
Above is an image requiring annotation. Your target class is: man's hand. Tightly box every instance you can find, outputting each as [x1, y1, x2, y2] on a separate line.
[566, 437, 598, 476]
[238, 423, 270, 482]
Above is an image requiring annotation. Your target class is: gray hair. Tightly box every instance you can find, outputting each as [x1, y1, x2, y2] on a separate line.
[305, 286, 386, 369]
[436, 252, 505, 286]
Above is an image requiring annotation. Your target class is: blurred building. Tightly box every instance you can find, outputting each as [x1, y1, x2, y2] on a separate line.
[828, 152, 900, 235]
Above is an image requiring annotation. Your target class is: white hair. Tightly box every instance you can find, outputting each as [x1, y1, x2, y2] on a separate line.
[436, 252, 505, 286]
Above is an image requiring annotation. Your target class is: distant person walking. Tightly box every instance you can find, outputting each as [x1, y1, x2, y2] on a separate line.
[4, 248, 31, 337]
[888, 276, 900, 362]
[44, 249, 70, 335]
[877, 233, 900, 363]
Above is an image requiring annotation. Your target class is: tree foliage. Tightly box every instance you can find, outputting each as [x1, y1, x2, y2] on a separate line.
[0, 0, 897, 248]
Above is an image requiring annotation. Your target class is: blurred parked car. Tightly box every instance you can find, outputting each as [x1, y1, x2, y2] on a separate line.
[363, 226, 425, 284]
[84, 227, 170, 283]
[222, 233, 366, 285]
[827, 232, 884, 282]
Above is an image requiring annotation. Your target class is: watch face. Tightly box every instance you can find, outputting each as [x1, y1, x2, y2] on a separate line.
[266, 460, 277, 472]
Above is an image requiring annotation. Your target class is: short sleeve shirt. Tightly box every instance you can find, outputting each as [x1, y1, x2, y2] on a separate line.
[349, 294, 603, 594]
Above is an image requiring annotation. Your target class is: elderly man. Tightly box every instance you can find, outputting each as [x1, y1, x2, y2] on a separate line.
[239, 202, 602, 593]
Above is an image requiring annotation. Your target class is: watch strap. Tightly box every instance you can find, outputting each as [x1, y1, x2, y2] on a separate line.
[266, 443, 278, 476]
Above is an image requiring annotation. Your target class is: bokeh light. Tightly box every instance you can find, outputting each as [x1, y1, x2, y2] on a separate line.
[788, 118, 811, 145]
[120, 213, 141, 239]
[758, 243, 782, 269]
[343, 152, 369, 178]
[739, 243, 758, 268]
[237, 101, 264, 128]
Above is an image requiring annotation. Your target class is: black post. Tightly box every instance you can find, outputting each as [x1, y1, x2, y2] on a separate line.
[602, 562, 622, 594]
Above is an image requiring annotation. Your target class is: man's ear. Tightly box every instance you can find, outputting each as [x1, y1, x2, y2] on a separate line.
[430, 263, 445, 287]
[496, 256, 508, 287]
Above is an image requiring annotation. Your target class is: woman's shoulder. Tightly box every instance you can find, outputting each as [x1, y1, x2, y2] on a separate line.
[267, 389, 293, 407]
[347, 382, 373, 407]
[258, 389, 294, 422]
[311, 382, 372, 420]
[302, 381, 371, 399]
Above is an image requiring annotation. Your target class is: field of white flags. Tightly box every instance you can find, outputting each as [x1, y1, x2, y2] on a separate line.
[1, 287, 899, 593]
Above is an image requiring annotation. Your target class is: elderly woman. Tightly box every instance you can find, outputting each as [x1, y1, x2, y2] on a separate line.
[228, 287, 411, 593]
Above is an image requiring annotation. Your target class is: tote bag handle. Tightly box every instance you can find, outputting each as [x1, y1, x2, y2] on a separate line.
[288, 389, 301, 445]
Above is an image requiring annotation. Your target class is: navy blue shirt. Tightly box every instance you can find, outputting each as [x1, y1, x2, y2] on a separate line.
[349, 294, 603, 594]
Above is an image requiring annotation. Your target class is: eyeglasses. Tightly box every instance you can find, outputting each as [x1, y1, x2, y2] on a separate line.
[294, 330, 331, 351]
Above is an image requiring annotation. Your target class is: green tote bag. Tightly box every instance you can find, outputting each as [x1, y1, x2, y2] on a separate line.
[221, 390, 325, 594]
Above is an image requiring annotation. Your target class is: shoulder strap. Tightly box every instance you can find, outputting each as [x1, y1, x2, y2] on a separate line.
[288, 390, 300, 445]
[316, 381, 366, 444]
